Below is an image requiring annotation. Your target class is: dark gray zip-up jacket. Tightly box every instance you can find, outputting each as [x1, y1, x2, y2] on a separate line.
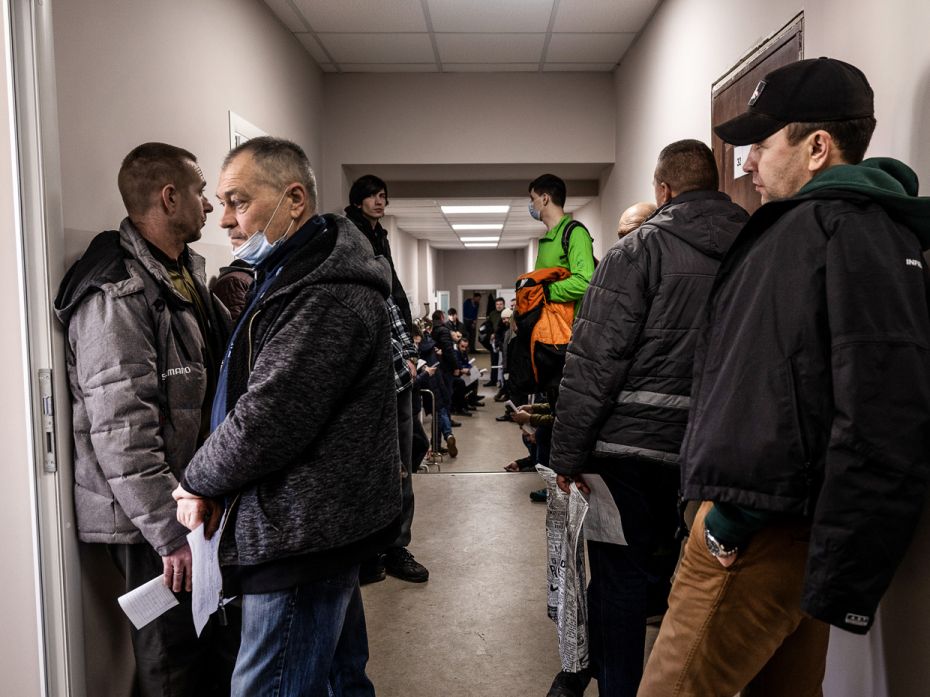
[550, 191, 747, 475]
[182, 214, 402, 567]
[54, 219, 227, 555]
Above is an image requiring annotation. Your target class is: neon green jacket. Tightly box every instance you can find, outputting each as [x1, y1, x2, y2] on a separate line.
[534, 214, 595, 307]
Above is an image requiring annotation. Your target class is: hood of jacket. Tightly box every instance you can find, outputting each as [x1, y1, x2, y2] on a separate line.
[798, 157, 930, 249]
[54, 218, 207, 325]
[261, 213, 392, 305]
[342, 204, 388, 251]
[646, 190, 745, 260]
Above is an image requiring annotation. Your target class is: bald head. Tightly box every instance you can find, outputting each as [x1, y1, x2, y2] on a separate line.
[617, 202, 656, 238]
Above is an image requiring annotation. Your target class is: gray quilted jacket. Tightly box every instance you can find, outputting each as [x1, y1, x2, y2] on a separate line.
[55, 219, 227, 554]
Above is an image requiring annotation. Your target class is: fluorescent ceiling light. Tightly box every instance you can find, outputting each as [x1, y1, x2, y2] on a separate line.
[463, 242, 498, 248]
[441, 205, 510, 214]
[459, 236, 500, 242]
[452, 223, 504, 231]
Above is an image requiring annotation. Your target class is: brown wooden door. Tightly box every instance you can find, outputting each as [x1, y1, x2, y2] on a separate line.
[711, 20, 803, 214]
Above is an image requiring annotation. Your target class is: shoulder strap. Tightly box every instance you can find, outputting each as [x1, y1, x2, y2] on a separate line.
[561, 220, 592, 260]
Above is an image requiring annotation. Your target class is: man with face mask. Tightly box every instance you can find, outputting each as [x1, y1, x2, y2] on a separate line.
[54, 142, 237, 697]
[528, 173, 596, 311]
[173, 137, 402, 696]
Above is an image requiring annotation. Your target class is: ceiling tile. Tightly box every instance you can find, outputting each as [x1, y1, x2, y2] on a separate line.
[546, 32, 633, 63]
[340, 63, 438, 73]
[427, 0, 553, 32]
[292, 0, 428, 32]
[319, 33, 436, 64]
[543, 62, 617, 71]
[443, 63, 539, 72]
[319, 64, 338, 73]
[553, 0, 658, 33]
[295, 33, 332, 64]
[437, 33, 546, 63]
[262, 0, 308, 32]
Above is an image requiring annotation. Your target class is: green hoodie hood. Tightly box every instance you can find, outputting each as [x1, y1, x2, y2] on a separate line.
[799, 157, 930, 249]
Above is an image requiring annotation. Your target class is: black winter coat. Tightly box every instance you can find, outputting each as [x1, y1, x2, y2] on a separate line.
[551, 191, 747, 474]
[681, 189, 930, 633]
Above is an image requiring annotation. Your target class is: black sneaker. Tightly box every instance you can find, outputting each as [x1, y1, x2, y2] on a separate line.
[383, 547, 429, 583]
[446, 435, 458, 458]
[546, 669, 591, 697]
[359, 555, 386, 585]
[529, 488, 548, 503]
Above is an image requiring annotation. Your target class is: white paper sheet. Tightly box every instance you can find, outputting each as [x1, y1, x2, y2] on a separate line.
[117, 575, 179, 630]
[581, 474, 627, 545]
[188, 523, 224, 637]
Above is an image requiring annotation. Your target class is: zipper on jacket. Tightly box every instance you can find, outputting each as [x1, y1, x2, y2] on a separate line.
[787, 358, 814, 515]
[214, 492, 241, 618]
[247, 308, 262, 372]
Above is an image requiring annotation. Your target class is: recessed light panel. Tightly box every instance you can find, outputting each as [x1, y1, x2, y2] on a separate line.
[441, 205, 510, 214]
[459, 236, 500, 242]
[452, 223, 504, 231]
[463, 242, 498, 248]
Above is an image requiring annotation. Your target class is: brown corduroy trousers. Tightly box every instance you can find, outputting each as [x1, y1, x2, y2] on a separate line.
[638, 501, 830, 697]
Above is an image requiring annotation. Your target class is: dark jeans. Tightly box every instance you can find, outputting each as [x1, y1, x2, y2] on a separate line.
[585, 460, 680, 697]
[412, 417, 430, 469]
[107, 542, 240, 697]
[464, 318, 477, 347]
[391, 388, 415, 549]
[232, 566, 373, 697]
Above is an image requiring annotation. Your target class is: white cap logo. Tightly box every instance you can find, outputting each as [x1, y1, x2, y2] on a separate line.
[748, 80, 767, 106]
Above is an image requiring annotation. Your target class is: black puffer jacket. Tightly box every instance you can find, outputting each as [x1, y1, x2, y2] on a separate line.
[681, 159, 930, 633]
[550, 191, 747, 475]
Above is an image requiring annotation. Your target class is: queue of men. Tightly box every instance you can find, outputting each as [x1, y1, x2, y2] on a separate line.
[53, 55, 929, 697]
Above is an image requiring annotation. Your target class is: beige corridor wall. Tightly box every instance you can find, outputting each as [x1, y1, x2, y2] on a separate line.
[606, 1, 930, 694]
[52, 0, 324, 278]
[0, 9, 43, 696]
[435, 249, 524, 311]
[319, 72, 615, 214]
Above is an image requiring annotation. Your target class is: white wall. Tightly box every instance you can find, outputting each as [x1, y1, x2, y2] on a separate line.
[0, 5, 43, 695]
[382, 215, 420, 311]
[435, 249, 524, 312]
[319, 72, 615, 213]
[52, 0, 324, 278]
[571, 197, 604, 256]
[606, 1, 930, 694]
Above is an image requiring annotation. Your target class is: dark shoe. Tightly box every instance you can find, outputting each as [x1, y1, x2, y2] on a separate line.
[446, 435, 458, 458]
[484, 381, 496, 387]
[383, 547, 429, 583]
[359, 555, 386, 585]
[493, 391, 509, 402]
[546, 669, 591, 697]
[450, 420, 463, 427]
[468, 399, 485, 407]
[529, 488, 548, 503]
[495, 413, 512, 422]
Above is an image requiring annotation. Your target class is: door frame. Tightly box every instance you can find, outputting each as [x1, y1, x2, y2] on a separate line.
[8, 0, 85, 694]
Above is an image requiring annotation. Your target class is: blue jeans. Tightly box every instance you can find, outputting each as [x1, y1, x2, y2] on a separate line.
[232, 565, 375, 697]
[437, 407, 453, 439]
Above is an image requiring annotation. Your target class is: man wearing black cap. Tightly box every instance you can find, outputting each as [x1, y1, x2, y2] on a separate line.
[639, 58, 930, 696]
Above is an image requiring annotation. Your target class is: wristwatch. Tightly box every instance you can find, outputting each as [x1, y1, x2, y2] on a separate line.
[704, 527, 739, 559]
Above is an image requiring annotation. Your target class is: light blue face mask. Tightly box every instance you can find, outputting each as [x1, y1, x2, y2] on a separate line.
[233, 188, 294, 266]
[528, 202, 542, 221]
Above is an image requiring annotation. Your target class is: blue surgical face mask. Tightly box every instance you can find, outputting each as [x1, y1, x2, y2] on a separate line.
[528, 202, 542, 221]
[233, 188, 294, 266]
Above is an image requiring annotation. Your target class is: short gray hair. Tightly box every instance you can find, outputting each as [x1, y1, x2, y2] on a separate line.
[224, 136, 317, 208]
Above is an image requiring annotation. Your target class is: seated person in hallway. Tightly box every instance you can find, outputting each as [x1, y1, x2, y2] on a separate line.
[616, 201, 656, 240]
[451, 334, 484, 414]
[172, 137, 402, 697]
[505, 401, 554, 475]
[492, 307, 513, 403]
[417, 326, 458, 458]
[639, 59, 930, 697]
[344, 173, 428, 585]
[549, 140, 747, 697]
[54, 142, 238, 696]
[408, 326, 433, 470]
[445, 307, 465, 333]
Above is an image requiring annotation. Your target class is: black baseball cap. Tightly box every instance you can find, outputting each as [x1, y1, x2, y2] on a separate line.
[714, 57, 874, 145]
